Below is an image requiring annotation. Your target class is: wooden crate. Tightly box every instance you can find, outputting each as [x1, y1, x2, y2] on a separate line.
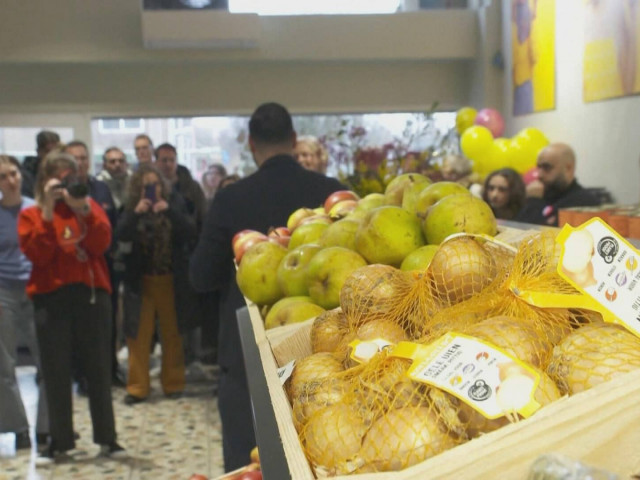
[249, 304, 640, 479]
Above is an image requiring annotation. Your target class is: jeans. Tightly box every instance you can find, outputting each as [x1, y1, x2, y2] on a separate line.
[0, 286, 48, 435]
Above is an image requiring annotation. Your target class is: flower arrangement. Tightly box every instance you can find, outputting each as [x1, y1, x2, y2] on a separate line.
[319, 104, 463, 196]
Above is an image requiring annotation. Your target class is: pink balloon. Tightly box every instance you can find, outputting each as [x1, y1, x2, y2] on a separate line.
[522, 166, 539, 185]
[474, 108, 505, 138]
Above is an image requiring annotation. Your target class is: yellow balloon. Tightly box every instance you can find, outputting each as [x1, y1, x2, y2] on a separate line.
[456, 107, 477, 135]
[460, 125, 493, 160]
[476, 141, 509, 176]
[515, 128, 549, 152]
[511, 130, 549, 174]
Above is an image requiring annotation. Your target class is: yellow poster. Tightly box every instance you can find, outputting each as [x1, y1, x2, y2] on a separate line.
[583, 0, 639, 103]
[512, 0, 556, 116]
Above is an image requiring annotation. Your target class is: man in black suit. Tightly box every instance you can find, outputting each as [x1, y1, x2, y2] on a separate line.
[189, 102, 343, 471]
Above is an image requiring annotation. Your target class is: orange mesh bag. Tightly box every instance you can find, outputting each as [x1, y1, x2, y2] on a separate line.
[428, 365, 560, 440]
[310, 308, 349, 354]
[300, 350, 463, 476]
[547, 322, 640, 395]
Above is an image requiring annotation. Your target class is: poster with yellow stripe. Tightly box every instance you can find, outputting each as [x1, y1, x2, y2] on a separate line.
[583, 0, 640, 103]
[512, 0, 556, 116]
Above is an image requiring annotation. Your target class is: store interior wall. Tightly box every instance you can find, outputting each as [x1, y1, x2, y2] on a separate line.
[502, 0, 640, 205]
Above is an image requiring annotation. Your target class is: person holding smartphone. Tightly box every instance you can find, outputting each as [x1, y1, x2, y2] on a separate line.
[115, 164, 197, 405]
[17, 151, 125, 465]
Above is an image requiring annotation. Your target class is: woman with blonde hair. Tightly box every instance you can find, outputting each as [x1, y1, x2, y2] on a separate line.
[18, 151, 124, 465]
[116, 164, 197, 405]
[295, 135, 328, 174]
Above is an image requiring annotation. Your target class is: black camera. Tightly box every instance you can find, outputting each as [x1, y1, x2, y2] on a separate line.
[53, 176, 89, 199]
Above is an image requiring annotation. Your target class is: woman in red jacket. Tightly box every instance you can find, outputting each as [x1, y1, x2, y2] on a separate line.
[18, 151, 125, 466]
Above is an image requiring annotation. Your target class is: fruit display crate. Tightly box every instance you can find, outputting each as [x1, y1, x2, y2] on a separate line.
[236, 224, 640, 480]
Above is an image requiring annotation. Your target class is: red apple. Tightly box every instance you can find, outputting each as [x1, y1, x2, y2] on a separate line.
[267, 235, 291, 248]
[232, 229, 263, 250]
[328, 199, 358, 219]
[234, 233, 268, 264]
[236, 471, 262, 480]
[324, 190, 359, 213]
[267, 226, 291, 238]
[189, 475, 208, 480]
[298, 214, 333, 227]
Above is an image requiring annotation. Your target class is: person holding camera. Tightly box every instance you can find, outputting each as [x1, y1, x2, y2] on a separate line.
[116, 164, 197, 405]
[17, 151, 125, 465]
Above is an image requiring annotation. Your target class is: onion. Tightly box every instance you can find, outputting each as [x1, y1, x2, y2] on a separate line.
[356, 357, 427, 414]
[288, 353, 344, 399]
[340, 264, 412, 329]
[301, 404, 367, 473]
[356, 319, 408, 344]
[428, 237, 497, 305]
[431, 367, 560, 439]
[547, 323, 640, 395]
[292, 377, 349, 429]
[359, 406, 458, 472]
[311, 308, 349, 354]
[464, 315, 554, 369]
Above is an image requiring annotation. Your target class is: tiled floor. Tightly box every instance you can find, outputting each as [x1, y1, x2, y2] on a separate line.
[0, 363, 224, 480]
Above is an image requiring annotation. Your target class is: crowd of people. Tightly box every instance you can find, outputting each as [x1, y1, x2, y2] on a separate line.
[0, 102, 601, 472]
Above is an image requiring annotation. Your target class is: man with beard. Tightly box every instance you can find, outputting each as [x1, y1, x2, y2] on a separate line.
[97, 147, 132, 213]
[515, 143, 599, 226]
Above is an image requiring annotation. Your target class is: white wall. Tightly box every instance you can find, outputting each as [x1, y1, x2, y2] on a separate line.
[502, 0, 640, 204]
[0, 0, 480, 117]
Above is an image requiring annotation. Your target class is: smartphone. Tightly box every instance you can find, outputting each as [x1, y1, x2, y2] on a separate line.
[144, 184, 157, 203]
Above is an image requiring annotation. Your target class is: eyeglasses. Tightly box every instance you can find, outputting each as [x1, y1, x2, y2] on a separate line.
[537, 163, 554, 172]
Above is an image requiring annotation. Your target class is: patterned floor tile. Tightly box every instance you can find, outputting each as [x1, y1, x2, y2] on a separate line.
[1, 361, 223, 480]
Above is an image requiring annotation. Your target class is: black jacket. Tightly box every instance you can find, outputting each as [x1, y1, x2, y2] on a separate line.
[116, 193, 200, 338]
[515, 180, 600, 226]
[189, 154, 344, 370]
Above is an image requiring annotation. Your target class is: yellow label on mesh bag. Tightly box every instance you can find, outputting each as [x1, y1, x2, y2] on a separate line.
[348, 338, 395, 364]
[396, 333, 541, 419]
[555, 217, 640, 338]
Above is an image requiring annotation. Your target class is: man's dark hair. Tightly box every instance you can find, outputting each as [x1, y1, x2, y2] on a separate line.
[64, 140, 89, 152]
[249, 102, 294, 146]
[155, 143, 177, 157]
[36, 130, 60, 150]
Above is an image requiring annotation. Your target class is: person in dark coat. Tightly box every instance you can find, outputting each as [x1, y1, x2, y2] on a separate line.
[515, 143, 600, 226]
[189, 102, 344, 472]
[63, 141, 123, 387]
[116, 164, 199, 404]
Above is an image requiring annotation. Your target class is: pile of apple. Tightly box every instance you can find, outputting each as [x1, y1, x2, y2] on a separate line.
[233, 174, 497, 329]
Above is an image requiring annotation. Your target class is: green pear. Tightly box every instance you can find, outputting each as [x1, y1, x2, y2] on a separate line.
[400, 245, 439, 272]
[319, 218, 361, 251]
[355, 206, 425, 266]
[277, 244, 324, 296]
[401, 181, 434, 216]
[307, 247, 368, 309]
[423, 193, 497, 245]
[288, 222, 330, 250]
[383, 173, 431, 206]
[414, 182, 470, 219]
[264, 297, 325, 330]
[236, 241, 288, 305]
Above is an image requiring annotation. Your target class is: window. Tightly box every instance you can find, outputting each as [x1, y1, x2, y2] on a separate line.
[0, 127, 74, 163]
[91, 111, 455, 182]
[98, 118, 145, 133]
